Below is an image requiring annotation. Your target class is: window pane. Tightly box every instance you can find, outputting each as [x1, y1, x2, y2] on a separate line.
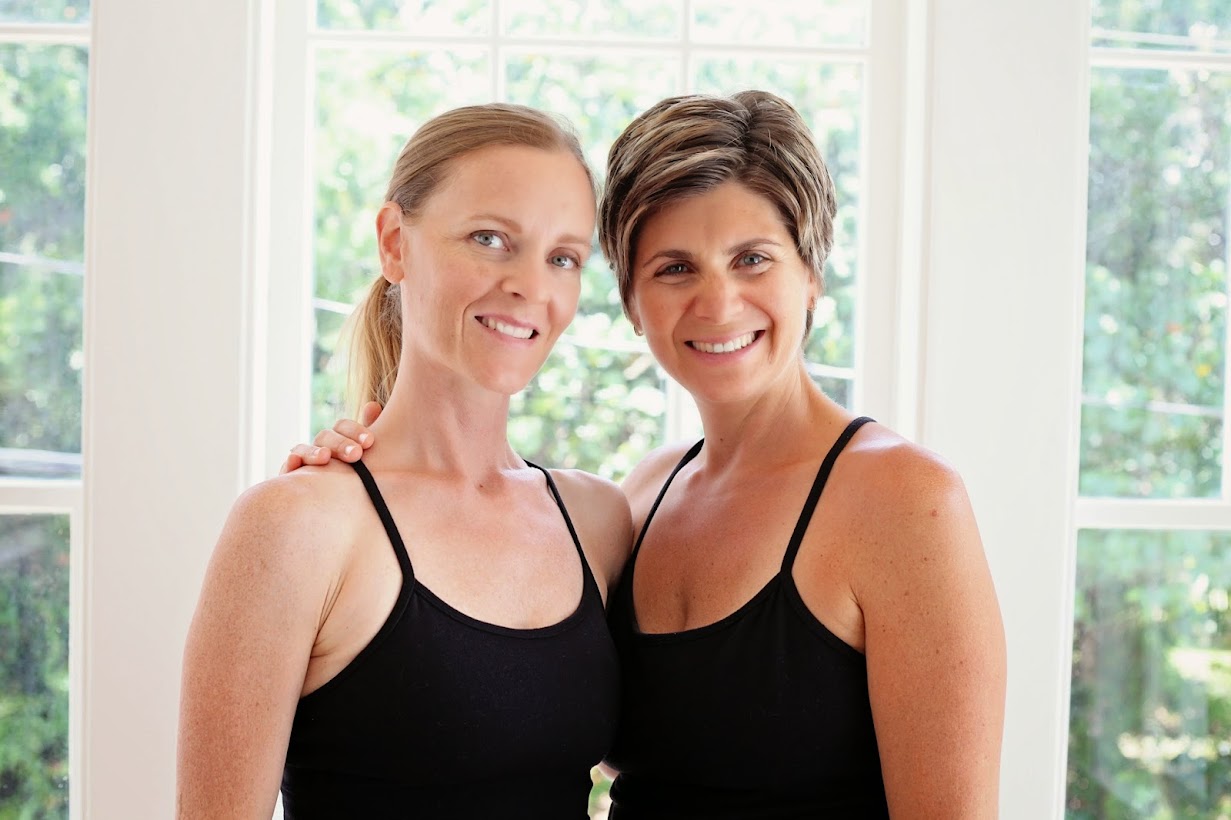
[0, 44, 88, 263]
[693, 59, 863, 380]
[509, 340, 663, 480]
[691, 0, 868, 48]
[311, 47, 491, 426]
[503, 0, 680, 40]
[504, 49, 680, 327]
[310, 303, 351, 436]
[315, 0, 489, 34]
[1093, 1, 1231, 51]
[314, 47, 491, 304]
[1068, 529, 1231, 818]
[0, 261, 82, 477]
[1081, 67, 1228, 498]
[0, 0, 87, 24]
[0, 514, 70, 817]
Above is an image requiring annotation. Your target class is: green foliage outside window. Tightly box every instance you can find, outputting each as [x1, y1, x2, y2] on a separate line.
[0, 517, 69, 819]
[1069, 4, 1231, 817]
[0, 36, 84, 819]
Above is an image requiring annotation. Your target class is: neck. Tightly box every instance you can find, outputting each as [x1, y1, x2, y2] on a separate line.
[362, 355, 523, 482]
[692, 363, 847, 472]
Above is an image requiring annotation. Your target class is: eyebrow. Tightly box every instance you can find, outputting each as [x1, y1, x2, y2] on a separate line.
[468, 213, 592, 247]
[638, 238, 785, 270]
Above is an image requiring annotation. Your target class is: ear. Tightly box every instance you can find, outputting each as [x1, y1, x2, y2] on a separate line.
[807, 270, 822, 310]
[626, 294, 643, 337]
[376, 202, 408, 285]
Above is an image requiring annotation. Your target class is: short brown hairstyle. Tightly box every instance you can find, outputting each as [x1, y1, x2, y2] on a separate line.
[598, 90, 837, 335]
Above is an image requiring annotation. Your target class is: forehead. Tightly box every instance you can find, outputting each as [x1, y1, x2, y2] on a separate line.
[636, 182, 789, 250]
[444, 145, 591, 200]
[425, 144, 596, 233]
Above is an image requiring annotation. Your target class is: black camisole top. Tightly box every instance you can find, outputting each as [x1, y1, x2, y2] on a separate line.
[280, 459, 620, 819]
[605, 417, 890, 819]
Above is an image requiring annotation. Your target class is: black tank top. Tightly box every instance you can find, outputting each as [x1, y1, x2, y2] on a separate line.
[281, 459, 619, 819]
[605, 417, 889, 819]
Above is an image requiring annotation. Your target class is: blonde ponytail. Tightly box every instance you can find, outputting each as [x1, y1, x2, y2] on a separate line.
[346, 274, 403, 414]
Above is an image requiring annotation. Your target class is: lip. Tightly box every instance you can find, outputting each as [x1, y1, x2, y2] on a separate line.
[685, 329, 763, 357]
[475, 314, 541, 343]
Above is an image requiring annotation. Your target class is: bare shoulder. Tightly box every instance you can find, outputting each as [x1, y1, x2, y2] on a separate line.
[835, 425, 975, 548]
[226, 462, 359, 550]
[546, 468, 633, 598]
[834, 425, 1005, 815]
[206, 460, 366, 600]
[621, 440, 699, 513]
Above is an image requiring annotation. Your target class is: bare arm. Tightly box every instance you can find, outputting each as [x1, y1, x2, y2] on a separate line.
[177, 476, 344, 818]
[856, 451, 1006, 818]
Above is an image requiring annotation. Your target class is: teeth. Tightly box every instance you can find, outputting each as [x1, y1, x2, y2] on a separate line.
[480, 317, 534, 339]
[692, 332, 756, 354]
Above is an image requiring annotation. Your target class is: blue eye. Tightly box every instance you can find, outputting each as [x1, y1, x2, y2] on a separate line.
[739, 252, 767, 266]
[550, 254, 579, 269]
[473, 231, 507, 249]
[657, 262, 689, 276]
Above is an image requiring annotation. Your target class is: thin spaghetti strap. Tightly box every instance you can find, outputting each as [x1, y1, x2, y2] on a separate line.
[527, 462, 601, 599]
[780, 417, 875, 572]
[349, 460, 414, 581]
[631, 439, 705, 561]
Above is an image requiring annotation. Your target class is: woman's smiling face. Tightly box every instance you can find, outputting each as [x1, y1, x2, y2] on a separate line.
[629, 181, 818, 407]
[380, 143, 595, 396]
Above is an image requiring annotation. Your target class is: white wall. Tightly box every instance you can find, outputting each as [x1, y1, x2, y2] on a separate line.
[83, 0, 263, 814]
[915, 1, 1088, 815]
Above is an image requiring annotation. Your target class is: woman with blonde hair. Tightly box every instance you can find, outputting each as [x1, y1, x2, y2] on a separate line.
[288, 90, 1007, 818]
[177, 102, 631, 819]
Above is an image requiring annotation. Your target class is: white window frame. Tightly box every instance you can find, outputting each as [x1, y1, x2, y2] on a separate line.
[77, 1, 1092, 817]
[260, 0, 910, 474]
[1062, 31, 1231, 813]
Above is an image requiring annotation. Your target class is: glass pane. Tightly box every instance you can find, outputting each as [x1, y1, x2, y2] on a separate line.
[0, 262, 83, 477]
[0, 0, 87, 24]
[314, 47, 491, 304]
[503, 0, 679, 40]
[0, 514, 70, 817]
[1093, 0, 1231, 51]
[692, 0, 868, 48]
[0, 44, 89, 263]
[1068, 530, 1231, 818]
[509, 340, 663, 480]
[311, 47, 491, 424]
[504, 50, 680, 325]
[1081, 67, 1228, 498]
[693, 58, 863, 379]
[310, 303, 351, 437]
[316, 0, 489, 34]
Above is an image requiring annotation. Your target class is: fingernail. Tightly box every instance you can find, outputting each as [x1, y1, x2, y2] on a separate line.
[358, 433, 371, 445]
[344, 445, 356, 457]
[312, 447, 323, 457]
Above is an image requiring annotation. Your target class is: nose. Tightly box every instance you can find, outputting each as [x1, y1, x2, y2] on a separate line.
[692, 274, 744, 323]
[500, 257, 551, 303]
